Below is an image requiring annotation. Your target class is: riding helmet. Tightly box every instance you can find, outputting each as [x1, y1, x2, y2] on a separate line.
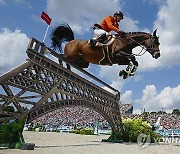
[114, 11, 124, 18]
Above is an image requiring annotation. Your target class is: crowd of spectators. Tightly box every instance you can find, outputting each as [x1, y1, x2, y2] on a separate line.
[33, 105, 180, 130]
[150, 114, 180, 130]
[33, 107, 108, 129]
[123, 113, 180, 130]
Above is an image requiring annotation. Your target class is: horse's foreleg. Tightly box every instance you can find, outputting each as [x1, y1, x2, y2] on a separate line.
[119, 56, 139, 79]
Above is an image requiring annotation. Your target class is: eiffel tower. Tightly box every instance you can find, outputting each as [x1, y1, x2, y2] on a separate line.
[0, 38, 123, 133]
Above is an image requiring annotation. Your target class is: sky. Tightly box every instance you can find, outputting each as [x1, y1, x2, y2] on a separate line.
[0, 0, 179, 114]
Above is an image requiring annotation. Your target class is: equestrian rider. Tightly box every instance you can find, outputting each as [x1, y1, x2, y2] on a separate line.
[89, 11, 138, 77]
[89, 11, 124, 47]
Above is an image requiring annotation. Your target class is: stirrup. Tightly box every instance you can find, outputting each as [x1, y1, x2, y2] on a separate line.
[119, 70, 129, 79]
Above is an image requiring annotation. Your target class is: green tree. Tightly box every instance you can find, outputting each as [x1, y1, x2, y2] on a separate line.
[121, 118, 161, 142]
[106, 118, 161, 143]
[172, 109, 180, 115]
[0, 117, 26, 148]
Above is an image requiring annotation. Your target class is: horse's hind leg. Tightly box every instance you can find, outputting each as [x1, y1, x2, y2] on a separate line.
[72, 58, 89, 68]
[64, 41, 80, 61]
[63, 41, 89, 68]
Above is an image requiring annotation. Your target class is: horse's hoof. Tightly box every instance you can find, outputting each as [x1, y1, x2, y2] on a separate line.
[119, 70, 129, 79]
[129, 73, 134, 76]
[119, 71, 123, 76]
[123, 75, 128, 79]
[122, 70, 129, 79]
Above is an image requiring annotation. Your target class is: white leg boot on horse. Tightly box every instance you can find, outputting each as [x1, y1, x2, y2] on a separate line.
[119, 60, 138, 79]
[129, 64, 138, 76]
[119, 61, 133, 79]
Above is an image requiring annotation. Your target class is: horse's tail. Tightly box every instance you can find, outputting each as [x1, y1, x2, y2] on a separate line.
[50, 23, 74, 52]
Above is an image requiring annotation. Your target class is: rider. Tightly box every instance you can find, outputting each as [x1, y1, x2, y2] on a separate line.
[90, 11, 138, 77]
[89, 11, 125, 47]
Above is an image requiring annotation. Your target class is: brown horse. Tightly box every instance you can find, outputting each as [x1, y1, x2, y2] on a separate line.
[50, 24, 160, 79]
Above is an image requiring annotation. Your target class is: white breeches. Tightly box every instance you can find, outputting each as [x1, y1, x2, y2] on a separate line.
[93, 29, 112, 39]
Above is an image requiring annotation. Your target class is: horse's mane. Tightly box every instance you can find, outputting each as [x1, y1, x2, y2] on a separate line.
[126, 31, 151, 35]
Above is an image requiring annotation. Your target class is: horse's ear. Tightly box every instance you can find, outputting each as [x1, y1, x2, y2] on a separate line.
[153, 29, 157, 36]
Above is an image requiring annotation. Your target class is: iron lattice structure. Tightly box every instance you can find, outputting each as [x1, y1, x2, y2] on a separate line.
[0, 38, 123, 132]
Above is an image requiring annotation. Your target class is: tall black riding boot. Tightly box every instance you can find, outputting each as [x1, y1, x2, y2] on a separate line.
[89, 33, 106, 47]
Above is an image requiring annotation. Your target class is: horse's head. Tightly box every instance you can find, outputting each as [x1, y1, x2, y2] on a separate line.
[144, 29, 160, 59]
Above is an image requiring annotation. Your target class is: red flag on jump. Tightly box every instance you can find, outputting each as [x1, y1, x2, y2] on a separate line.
[41, 11, 52, 25]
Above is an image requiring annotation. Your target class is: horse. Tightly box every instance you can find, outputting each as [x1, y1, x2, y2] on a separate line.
[50, 24, 160, 79]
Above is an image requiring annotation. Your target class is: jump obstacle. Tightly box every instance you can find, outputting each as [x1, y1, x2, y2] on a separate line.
[0, 38, 123, 148]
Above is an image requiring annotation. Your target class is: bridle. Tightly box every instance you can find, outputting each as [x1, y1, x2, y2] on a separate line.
[129, 37, 148, 56]
[124, 35, 160, 57]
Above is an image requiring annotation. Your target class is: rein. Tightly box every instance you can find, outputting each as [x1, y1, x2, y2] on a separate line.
[128, 37, 148, 57]
[126, 34, 159, 57]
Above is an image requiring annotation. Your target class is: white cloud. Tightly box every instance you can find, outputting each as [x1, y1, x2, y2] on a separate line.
[47, 0, 123, 33]
[143, 0, 166, 5]
[137, 84, 180, 112]
[0, 0, 5, 5]
[46, 0, 145, 34]
[133, 74, 144, 82]
[14, 0, 24, 3]
[120, 17, 140, 32]
[121, 90, 133, 103]
[98, 65, 125, 91]
[121, 84, 180, 113]
[0, 28, 29, 75]
[137, 0, 180, 71]
[133, 109, 142, 114]
[0, 0, 27, 5]
[153, 0, 180, 66]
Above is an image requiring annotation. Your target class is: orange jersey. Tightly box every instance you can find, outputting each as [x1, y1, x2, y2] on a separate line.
[100, 16, 119, 32]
